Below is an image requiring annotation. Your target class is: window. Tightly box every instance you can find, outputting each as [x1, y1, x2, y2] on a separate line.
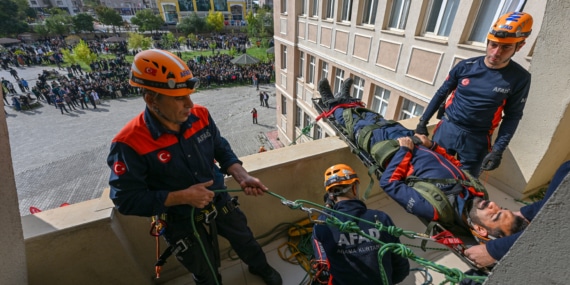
[281, 0, 287, 13]
[352, 76, 365, 100]
[300, 0, 307, 15]
[341, 0, 353, 21]
[468, 0, 526, 44]
[314, 124, 323, 140]
[424, 0, 460, 37]
[304, 113, 311, 129]
[30, 0, 38, 4]
[325, 0, 335, 19]
[361, 0, 378, 25]
[312, 0, 319, 17]
[388, 0, 410, 29]
[370, 85, 390, 117]
[281, 46, 287, 69]
[399, 99, 424, 120]
[321, 61, 329, 80]
[298, 52, 304, 78]
[295, 106, 302, 127]
[308, 56, 315, 84]
[333, 69, 345, 94]
[281, 96, 287, 115]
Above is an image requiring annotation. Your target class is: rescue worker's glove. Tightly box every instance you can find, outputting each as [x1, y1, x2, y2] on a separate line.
[415, 119, 429, 136]
[323, 193, 335, 208]
[481, 150, 503, 171]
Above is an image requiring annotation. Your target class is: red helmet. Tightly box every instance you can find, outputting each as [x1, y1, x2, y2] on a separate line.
[487, 12, 533, 44]
[324, 164, 359, 192]
[129, 49, 199, 96]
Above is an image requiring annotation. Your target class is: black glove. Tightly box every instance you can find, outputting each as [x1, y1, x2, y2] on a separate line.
[415, 120, 429, 136]
[323, 193, 335, 208]
[481, 151, 503, 171]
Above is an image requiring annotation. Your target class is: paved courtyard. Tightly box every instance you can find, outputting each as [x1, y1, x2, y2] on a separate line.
[2, 65, 280, 215]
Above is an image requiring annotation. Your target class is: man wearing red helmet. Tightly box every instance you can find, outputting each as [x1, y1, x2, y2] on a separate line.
[416, 12, 533, 177]
[107, 49, 282, 285]
[311, 164, 410, 285]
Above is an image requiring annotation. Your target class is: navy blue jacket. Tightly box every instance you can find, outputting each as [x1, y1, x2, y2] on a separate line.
[420, 56, 531, 152]
[486, 161, 570, 259]
[107, 105, 241, 217]
[312, 199, 410, 285]
[333, 107, 482, 222]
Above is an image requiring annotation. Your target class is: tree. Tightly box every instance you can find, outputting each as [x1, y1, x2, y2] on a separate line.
[177, 12, 206, 35]
[130, 9, 164, 34]
[0, 0, 29, 36]
[160, 32, 176, 49]
[245, 11, 260, 39]
[205, 11, 224, 32]
[61, 40, 97, 67]
[45, 13, 73, 37]
[34, 24, 50, 38]
[95, 5, 123, 33]
[128, 32, 152, 51]
[73, 13, 95, 33]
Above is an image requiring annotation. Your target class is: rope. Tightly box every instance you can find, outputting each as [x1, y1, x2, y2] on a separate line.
[156, 188, 487, 284]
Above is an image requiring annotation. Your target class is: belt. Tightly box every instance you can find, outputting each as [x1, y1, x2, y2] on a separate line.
[167, 196, 240, 224]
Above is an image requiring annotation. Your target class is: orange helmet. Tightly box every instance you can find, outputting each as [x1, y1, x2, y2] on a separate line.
[324, 164, 359, 192]
[129, 49, 200, 96]
[487, 12, 533, 44]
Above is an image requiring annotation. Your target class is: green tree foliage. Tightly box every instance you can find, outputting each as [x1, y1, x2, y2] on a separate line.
[245, 11, 259, 39]
[205, 11, 224, 32]
[246, 9, 273, 39]
[127, 32, 152, 51]
[73, 13, 95, 32]
[45, 13, 73, 36]
[0, 0, 29, 36]
[160, 32, 176, 49]
[61, 40, 97, 66]
[177, 12, 206, 35]
[130, 9, 164, 33]
[34, 24, 50, 37]
[95, 5, 123, 32]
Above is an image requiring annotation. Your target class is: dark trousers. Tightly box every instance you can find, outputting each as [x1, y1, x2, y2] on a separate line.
[57, 104, 68, 114]
[164, 193, 268, 285]
[432, 118, 490, 177]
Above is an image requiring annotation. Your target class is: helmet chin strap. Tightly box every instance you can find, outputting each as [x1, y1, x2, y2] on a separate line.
[153, 106, 181, 126]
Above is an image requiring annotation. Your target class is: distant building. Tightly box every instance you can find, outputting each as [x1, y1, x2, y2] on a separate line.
[156, 0, 248, 25]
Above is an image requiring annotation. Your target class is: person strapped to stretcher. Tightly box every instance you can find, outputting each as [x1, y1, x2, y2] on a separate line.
[314, 78, 532, 272]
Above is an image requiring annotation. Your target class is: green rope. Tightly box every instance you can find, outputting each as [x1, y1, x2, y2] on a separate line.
[272, 196, 488, 285]
[185, 188, 487, 284]
[289, 122, 316, 145]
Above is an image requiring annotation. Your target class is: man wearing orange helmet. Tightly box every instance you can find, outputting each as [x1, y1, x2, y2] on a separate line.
[416, 12, 533, 177]
[107, 49, 282, 285]
[311, 164, 410, 285]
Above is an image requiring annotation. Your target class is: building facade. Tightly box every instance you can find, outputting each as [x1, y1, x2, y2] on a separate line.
[273, 0, 546, 146]
[155, 0, 250, 24]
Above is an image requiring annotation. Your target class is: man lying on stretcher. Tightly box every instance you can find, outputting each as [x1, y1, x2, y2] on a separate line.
[317, 78, 530, 264]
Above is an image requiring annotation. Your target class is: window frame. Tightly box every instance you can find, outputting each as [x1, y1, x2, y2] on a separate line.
[341, 0, 353, 22]
[371, 85, 391, 117]
[281, 96, 287, 115]
[308, 56, 316, 84]
[321, 61, 329, 80]
[325, 0, 335, 19]
[295, 106, 302, 127]
[281, 45, 287, 70]
[422, 0, 460, 38]
[281, 0, 288, 14]
[467, 0, 527, 45]
[333, 68, 345, 94]
[311, 0, 319, 17]
[387, 0, 411, 30]
[352, 76, 365, 100]
[399, 98, 425, 120]
[361, 0, 378, 25]
[298, 51, 305, 78]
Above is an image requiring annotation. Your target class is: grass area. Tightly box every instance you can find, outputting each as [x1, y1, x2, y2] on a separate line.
[61, 46, 274, 72]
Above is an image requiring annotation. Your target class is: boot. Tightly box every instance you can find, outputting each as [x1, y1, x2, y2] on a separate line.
[339, 77, 353, 100]
[317, 78, 334, 103]
[249, 264, 283, 285]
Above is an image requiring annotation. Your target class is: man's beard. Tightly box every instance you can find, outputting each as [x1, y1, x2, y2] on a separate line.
[488, 215, 529, 238]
